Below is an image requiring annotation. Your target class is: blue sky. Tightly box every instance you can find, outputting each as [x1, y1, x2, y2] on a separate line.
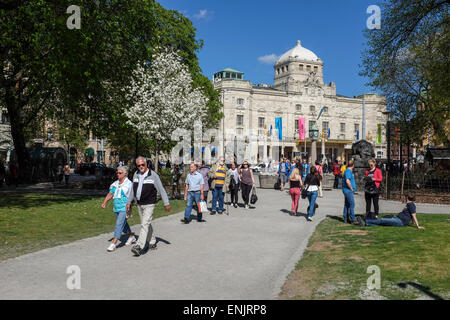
[159, 0, 381, 97]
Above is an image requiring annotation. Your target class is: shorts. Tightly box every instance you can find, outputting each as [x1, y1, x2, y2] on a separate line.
[280, 172, 288, 184]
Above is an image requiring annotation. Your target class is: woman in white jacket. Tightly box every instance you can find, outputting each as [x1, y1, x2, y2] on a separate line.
[101, 166, 136, 252]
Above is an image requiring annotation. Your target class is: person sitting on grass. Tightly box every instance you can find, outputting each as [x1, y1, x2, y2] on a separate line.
[358, 193, 424, 229]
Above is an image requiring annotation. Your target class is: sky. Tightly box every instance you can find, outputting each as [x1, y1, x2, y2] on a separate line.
[158, 0, 382, 97]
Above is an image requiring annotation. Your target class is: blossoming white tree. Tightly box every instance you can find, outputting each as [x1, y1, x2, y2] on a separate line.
[124, 50, 207, 171]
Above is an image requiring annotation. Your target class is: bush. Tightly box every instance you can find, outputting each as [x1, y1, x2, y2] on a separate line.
[159, 168, 172, 186]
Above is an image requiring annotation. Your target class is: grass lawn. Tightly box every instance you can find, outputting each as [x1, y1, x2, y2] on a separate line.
[279, 214, 450, 300]
[0, 193, 185, 261]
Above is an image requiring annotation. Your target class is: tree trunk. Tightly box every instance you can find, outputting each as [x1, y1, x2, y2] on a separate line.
[5, 94, 30, 181]
[155, 144, 160, 173]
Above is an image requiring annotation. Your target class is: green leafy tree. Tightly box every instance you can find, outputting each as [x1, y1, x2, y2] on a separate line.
[360, 0, 449, 147]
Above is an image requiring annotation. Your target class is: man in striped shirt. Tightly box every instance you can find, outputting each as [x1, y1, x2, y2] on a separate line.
[208, 156, 230, 214]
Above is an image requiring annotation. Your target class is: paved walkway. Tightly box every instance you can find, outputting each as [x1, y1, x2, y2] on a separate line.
[0, 188, 448, 299]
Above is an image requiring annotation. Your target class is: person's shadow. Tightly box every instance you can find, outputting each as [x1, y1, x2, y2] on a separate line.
[397, 282, 444, 300]
[110, 235, 171, 249]
[281, 209, 308, 219]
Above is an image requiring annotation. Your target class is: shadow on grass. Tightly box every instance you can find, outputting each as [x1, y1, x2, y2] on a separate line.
[397, 282, 444, 300]
[0, 193, 101, 209]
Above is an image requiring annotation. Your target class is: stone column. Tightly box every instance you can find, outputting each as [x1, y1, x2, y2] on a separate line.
[311, 140, 317, 163]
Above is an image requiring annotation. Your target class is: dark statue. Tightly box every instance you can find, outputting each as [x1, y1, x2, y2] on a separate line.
[351, 140, 374, 191]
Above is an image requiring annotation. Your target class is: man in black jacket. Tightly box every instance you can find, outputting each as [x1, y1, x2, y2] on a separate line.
[127, 156, 171, 256]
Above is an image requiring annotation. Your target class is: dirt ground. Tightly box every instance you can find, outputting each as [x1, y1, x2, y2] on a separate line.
[381, 191, 450, 205]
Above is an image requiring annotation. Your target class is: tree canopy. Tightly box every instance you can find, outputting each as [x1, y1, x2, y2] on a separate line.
[360, 0, 449, 147]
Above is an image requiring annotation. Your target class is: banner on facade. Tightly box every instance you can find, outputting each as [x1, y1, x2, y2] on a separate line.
[275, 117, 283, 140]
[376, 124, 382, 144]
[298, 118, 305, 140]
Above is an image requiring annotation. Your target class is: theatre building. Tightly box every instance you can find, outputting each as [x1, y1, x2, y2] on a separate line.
[213, 40, 388, 164]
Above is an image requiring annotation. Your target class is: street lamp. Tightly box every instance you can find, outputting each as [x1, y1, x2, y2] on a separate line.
[309, 124, 319, 163]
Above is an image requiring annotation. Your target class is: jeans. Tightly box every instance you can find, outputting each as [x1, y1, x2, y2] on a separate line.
[366, 217, 404, 227]
[114, 211, 132, 240]
[289, 187, 301, 214]
[365, 192, 380, 216]
[185, 191, 201, 220]
[307, 190, 318, 217]
[343, 190, 356, 222]
[212, 186, 224, 212]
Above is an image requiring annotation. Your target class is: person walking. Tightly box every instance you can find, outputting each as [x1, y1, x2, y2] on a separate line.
[332, 160, 340, 189]
[301, 158, 310, 183]
[239, 160, 255, 209]
[229, 163, 240, 208]
[209, 156, 230, 215]
[364, 159, 383, 219]
[304, 166, 320, 221]
[342, 160, 357, 224]
[289, 167, 303, 216]
[101, 166, 136, 252]
[181, 162, 205, 224]
[315, 160, 324, 198]
[63, 164, 71, 185]
[126, 156, 171, 257]
[277, 158, 290, 191]
[198, 161, 210, 205]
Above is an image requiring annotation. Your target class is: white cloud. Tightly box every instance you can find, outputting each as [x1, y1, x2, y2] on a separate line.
[257, 54, 279, 65]
[193, 9, 212, 20]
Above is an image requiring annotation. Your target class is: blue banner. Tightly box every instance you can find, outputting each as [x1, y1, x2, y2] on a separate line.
[357, 130, 360, 140]
[275, 117, 283, 140]
[328, 128, 330, 138]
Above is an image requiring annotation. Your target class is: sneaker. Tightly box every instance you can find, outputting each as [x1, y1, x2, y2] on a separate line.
[245, 205, 249, 210]
[107, 243, 116, 252]
[131, 245, 141, 256]
[218, 211, 223, 215]
[180, 218, 191, 224]
[197, 219, 206, 223]
[148, 243, 157, 251]
[307, 216, 313, 221]
[210, 211, 216, 215]
[125, 235, 136, 246]
[357, 216, 366, 226]
[234, 204, 238, 208]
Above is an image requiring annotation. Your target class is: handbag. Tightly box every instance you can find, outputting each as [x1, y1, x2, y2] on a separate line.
[120, 197, 133, 219]
[199, 200, 208, 213]
[301, 184, 309, 199]
[250, 187, 258, 204]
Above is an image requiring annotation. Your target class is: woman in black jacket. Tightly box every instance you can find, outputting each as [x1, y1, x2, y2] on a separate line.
[304, 166, 321, 221]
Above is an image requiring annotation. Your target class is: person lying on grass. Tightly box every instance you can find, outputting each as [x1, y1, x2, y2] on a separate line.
[358, 193, 424, 229]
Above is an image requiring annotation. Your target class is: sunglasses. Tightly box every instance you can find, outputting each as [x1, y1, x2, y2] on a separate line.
[137, 164, 146, 167]
[117, 172, 124, 175]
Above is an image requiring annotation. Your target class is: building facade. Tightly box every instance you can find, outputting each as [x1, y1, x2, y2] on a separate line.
[213, 40, 388, 164]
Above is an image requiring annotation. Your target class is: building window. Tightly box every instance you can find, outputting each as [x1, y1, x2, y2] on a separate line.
[236, 128, 243, 135]
[309, 105, 315, 113]
[237, 98, 244, 105]
[295, 104, 301, 112]
[323, 106, 328, 114]
[258, 117, 265, 128]
[322, 121, 329, 132]
[236, 115, 243, 126]
[226, 72, 230, 78]
[237, 74, 242, 79]
[299, 64, 304, 70]
[286, 65, 289, 71]
[314, 66, 318, 72]
[309, 120, 316, 131]
[354, 123, 359, 133]
[232, 73, 236, 79]
[281, 66, 285, 73]
[340, 123, 345, 132]
[306, 65, 311, 71]
[295, 120, 299, 135]
[277, 68, 280, 75]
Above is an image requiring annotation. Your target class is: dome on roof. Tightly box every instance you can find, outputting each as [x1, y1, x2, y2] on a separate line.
[276, 40, 320, 65]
